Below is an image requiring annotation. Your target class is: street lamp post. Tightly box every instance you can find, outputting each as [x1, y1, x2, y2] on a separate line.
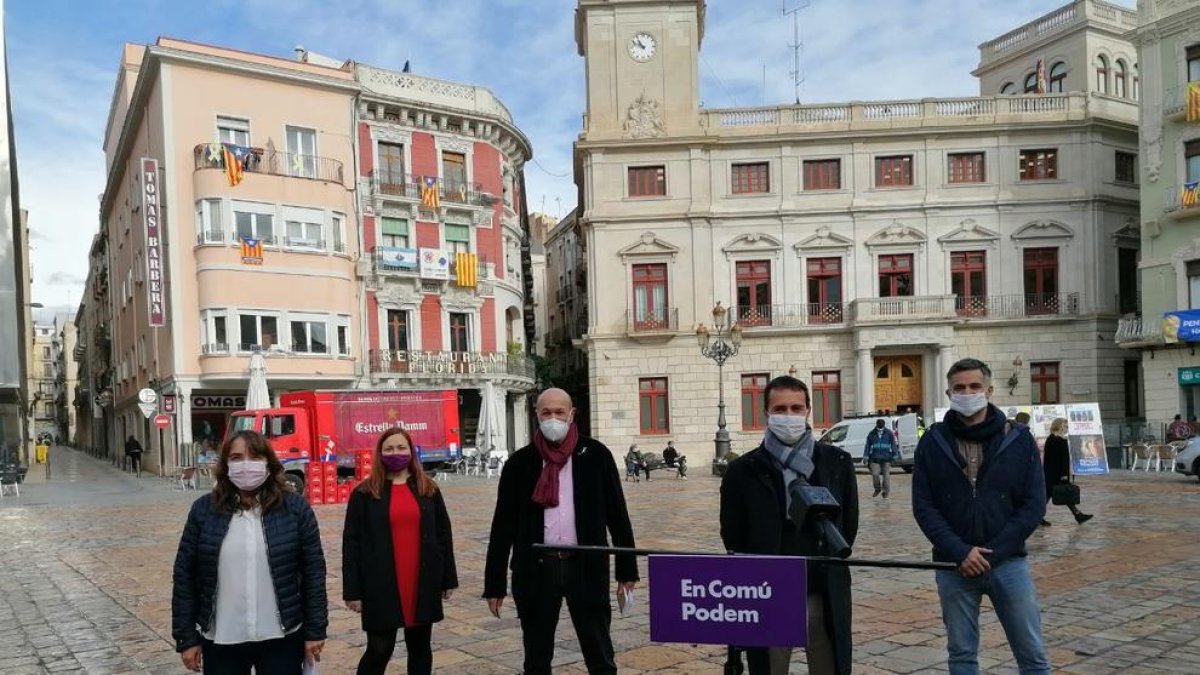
[696, 302, 743, 461]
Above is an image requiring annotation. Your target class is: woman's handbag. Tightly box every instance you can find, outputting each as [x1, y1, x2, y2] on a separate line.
[1051, 476, 1080, 506]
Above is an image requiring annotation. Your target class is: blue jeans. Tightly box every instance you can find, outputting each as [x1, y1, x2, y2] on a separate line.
[935, 557, 1050, 675]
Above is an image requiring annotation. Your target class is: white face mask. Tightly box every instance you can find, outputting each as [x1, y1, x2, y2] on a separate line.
[540, 417, 571, 443]
[227, 459, 269, 491]
[949, 392, 989, 416]
[767, 414, 808, 445]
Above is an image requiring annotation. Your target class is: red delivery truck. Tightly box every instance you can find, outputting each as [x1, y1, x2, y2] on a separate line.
[227, 389, 461, 494]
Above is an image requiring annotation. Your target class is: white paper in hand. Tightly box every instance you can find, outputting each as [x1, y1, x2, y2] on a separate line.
[618, 588, 635, 617]
[302, 656, 319, 675]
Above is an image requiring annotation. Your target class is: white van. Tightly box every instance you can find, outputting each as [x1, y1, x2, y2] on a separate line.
[818, 413, 920, 472]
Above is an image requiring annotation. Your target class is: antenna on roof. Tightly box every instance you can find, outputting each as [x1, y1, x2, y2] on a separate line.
[782, 1, 811, 104]
[294, 44, 307, 62]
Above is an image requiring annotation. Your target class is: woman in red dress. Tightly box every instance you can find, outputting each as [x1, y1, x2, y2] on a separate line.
[343, 428, 458, 675]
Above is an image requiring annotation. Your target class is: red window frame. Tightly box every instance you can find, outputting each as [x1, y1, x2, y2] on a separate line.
[631, 263, 669, 330]
[806, 257, 843, 323]
[740, 373, 769, 430]
[948, 152, 985, 184]
[1019, 149, 1058, 180]
[803, 159, 841, 191]
[1023, 247, 1059, 315]
[628, 166, 666, 197]
[951, 251, 987, 316]
[735, 260, 772, 326]
[1031, 362, 1060, 404]
[638, 377, 671, 435]
[875, 155, 913, 187]
[811, 371, 842, 428]
[732, 162, 770, 194]
[878, 254, 914, 297]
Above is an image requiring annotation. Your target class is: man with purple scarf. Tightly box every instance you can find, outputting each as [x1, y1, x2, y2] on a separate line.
[484, 388, 638, 674]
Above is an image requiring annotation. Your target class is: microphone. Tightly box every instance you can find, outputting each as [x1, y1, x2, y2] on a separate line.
[787, 476, 852, 559]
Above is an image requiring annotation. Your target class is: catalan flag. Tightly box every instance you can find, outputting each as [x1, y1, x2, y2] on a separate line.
[455, 251, 478, 287]
[222, 143, 246, 187]
[420, 176, 440, 210]
[1182, 182, 1200, 209]
[240, 237, 264, 264]
[1188, 83, 1200, 122]
[1035, 58, 1047, 95]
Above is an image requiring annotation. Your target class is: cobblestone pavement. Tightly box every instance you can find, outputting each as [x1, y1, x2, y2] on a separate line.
[2, 447, 1199, 674]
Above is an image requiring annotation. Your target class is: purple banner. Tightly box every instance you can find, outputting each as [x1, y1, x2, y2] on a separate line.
[648, 555, 807, 648]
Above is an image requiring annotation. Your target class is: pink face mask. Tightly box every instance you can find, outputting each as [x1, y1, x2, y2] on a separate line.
[228, 459, 269, 491]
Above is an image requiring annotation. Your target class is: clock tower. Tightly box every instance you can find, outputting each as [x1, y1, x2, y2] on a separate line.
[575, 0, 705, 141]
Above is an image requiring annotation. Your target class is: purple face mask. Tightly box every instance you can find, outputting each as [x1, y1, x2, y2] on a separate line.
[380, 454, 411, 473]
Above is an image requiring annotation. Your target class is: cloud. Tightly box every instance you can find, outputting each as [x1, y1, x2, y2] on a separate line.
[46, 271, 87, 287]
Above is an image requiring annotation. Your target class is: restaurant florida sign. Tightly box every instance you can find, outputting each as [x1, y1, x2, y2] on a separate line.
[142, 157, 165, 327]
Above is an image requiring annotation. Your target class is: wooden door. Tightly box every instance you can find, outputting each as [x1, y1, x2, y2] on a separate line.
[874, 356, 923, 414]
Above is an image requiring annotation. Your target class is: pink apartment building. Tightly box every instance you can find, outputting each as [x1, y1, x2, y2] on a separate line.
[96, 38, 535, 473]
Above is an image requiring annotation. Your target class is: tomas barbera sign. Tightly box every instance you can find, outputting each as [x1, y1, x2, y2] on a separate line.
[141, 157, 165, 327]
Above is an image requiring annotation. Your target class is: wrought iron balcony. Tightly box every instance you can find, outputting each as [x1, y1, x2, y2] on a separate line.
[954, 293, 1081, 319]
[625, 308, 679, 333]
[732, 303, 846, 329]
[368, 170, 494, 207]
[1116, 315, 1164, 347]
[193, 143, 345, 184]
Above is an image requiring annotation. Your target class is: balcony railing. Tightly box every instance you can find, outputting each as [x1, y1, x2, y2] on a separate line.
[369, 349, 535, 379]
[954, 293, 1081, 319]
[201, 343, 231, 355]
[193, 143, 345, 184]
[850, 296, 958, 323]
[732, 303, 846, 328]
[625, 308, 679, 333]
[1116, 315, 1165, 346]
[371, 247, 491, 280]
[1164, 184, 1200, 215]
[368, 170, 494, 207]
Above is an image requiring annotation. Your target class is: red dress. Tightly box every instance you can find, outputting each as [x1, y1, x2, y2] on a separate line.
[389, 482, 421, 626]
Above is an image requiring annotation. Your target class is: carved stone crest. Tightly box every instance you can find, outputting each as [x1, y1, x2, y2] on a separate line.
[623, 94, 666, 139]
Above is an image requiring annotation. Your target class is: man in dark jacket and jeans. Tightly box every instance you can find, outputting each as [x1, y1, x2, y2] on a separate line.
[720, 375, 859, 675]
[912, 358, 1049, 675]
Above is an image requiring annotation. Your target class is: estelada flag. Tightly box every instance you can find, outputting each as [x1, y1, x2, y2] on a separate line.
[1181, 182, 1200, 208]
[420, 176, 440, 210]
[1035, 59, 1047, 95]
[240, 237, 263, 264]
[222, 143, 245, 187]
[1188, 83, 1200, 122]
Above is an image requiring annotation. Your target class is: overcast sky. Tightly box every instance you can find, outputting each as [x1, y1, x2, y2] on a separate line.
[8, 0, 1134, 322]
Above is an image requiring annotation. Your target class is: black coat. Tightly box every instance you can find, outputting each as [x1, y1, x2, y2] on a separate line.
[719, 443, 859, 675]
[1043, 434, 1071, 496]
[484, 437, 638, 606]
[341, 479, 458, 632]
[171, 492, 328, 652]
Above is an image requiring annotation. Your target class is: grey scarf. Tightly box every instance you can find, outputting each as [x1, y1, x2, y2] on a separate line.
[763, 428, 816, 482]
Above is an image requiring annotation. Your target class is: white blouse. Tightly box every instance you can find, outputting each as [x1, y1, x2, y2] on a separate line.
[203, 506, 289, 644]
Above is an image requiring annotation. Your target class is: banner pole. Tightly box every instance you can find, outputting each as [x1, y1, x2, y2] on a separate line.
[532, 543, 957, 571]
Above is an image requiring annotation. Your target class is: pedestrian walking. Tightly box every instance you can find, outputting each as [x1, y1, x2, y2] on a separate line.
[484, 387, 638, 675]
[912, 358, 1050, 675]
[171, 430, 327, 674]
[342, 427, 458, 675]
[720, 375, 859, 675]
[1041, 418, 1093, 527]
[125, 435, 143, 477]
[863, 419, 898, 498]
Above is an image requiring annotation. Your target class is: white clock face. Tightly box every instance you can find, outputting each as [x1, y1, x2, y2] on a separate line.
[629, 33, 657, 62]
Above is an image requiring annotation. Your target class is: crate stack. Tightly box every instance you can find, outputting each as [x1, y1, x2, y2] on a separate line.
[305, 461, 336, 505]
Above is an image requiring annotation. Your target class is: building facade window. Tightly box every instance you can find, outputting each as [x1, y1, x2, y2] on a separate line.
[999, 82, 1015, 95]
[201, 310, 229, 352]
[1188, 260, 1200, 309]
[1024, 72, 1038, 93]
[1023, 247, 1059, 315]
[448, 312, 470, 353]
[803, 159, 841, 190]
[875, 155, 913, 187]
[1118, 248, 1139, 315]
[628, 166, 666, 197]
[947, 152, 985, 184]
[216, 116, 250, 146]
[638, 377, 670, 435]
[1019, 149, 1057, 180]
[741, 373, 768, 431]
[234, 207, 274, 243]
[1114, 59, 1128, 98]
[238, 313, 279, 351]
[631, 263, 669, 330]
[1189, 45, 1200, 83]
[284, 207, 324, 249]
[1186, 140, 1200, 183]
[335, 315, 351, 356]
[331, 213, 345, 254]
[290, 316, 329, 354]
[285, 125, 317, 178]
[951, 251, 987, 316]
[377, 142, 406, 188]
[878, 254, 914, 297]
[1048, 62, 1067, 92]
[811, 371, 842, 428]
[735, 260, 772, 326]
[1115, 151, 1137, 184]
[442, 152, 467, 188]
[386, 309, 410, 351]
[1124, 360, 1141, 417]
[1095, 54, 1109, 93]
[381, 217, 409, 248]
[196, 199, 223, 243]
[1031, 362, 1060, 404]
[807, 257, 843, 323]
[445, 223, 471, 255]
[731, 162, 770, 194]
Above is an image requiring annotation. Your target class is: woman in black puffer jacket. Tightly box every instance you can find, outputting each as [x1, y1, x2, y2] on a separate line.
[171, 430, 328, 674]
[1041, 418, 1093, 526]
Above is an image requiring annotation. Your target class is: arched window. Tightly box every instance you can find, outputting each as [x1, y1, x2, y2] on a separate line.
[1024, 72, 1038, 93]
[999, 82, 1016, 95]
[1049, 62, 1067, 92]
[1115, 59, 1128, 98]
[1095, 54, 1109, 94]
[1133, 63, 1140, 100]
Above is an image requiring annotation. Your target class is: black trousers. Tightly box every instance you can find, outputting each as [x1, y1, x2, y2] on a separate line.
[356, 625, 433, 675]
[201, 632, 304, 675]
[515, 557, 616, 675]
